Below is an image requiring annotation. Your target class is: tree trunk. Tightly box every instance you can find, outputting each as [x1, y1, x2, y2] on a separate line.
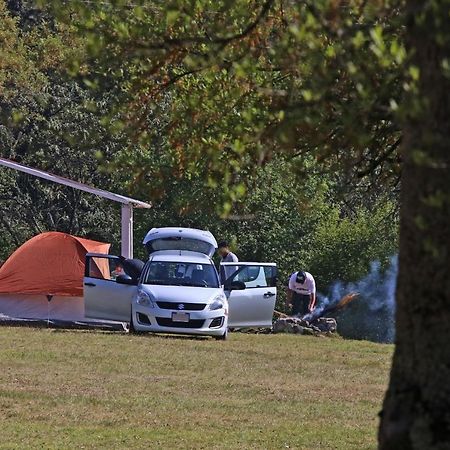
[378, 1, 450, 449]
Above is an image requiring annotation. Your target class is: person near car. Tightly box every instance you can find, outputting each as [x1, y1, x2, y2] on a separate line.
[286, 270, 316, 316]
[111, 262, 124, 280]
[218, 241, 239, 283]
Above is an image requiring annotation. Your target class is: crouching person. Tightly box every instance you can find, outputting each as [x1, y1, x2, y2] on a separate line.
[286, 270, 316, 316]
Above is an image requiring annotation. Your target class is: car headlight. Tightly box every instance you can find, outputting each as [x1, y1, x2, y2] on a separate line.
[136, 289, 154, 307]
[209, 295, 226, 311]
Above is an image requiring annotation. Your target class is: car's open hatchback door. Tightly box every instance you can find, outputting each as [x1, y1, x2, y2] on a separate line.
[84, 253, 137, 322]
[143, 227, 217, 257]
[222, 262, 277, 328]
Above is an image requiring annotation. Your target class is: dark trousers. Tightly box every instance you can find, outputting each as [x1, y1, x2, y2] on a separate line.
[292, 293, 310, 316]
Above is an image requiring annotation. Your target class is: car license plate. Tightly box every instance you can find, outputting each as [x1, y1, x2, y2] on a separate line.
[172, 312, 190, 323]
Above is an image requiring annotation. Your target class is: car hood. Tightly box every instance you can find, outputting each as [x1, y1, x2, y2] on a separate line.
[139, 284, 223, 304]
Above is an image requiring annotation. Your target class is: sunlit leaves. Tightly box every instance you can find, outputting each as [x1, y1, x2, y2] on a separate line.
[39, 0, 407, 212]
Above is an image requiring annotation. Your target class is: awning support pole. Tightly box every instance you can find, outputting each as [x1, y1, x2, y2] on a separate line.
[121, 204, 133, 259]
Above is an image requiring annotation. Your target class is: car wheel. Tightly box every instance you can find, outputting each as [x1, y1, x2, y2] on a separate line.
[215, 329, 228, 341]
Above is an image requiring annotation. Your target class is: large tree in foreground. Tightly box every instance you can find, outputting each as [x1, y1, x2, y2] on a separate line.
[378, 1, 450, 448]
[46, 0, 449, 447]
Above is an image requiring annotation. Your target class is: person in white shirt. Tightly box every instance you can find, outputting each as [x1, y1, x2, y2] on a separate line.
[286, 270, 316, 316]
[218, 240, 239, 282]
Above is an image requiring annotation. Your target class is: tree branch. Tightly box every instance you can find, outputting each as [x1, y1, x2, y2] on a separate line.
[134, 0, 275, 50]
[357, 137, 401, 177]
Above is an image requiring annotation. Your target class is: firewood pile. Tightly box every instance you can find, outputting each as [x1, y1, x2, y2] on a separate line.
[273, 316, 337, 335]
[272, 292, 359, 336]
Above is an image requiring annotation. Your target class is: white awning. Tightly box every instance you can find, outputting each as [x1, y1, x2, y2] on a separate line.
[0, 157, 151, 258]
[0, 157, 151, 208]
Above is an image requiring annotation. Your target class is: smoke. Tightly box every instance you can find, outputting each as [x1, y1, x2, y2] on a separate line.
[315, 255, 398, 343]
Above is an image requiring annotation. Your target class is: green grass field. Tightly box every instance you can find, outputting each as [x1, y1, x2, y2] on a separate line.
[0, 327, 392, 449]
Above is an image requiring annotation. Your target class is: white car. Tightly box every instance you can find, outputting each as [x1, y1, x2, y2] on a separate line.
[83, 227, 277, 339]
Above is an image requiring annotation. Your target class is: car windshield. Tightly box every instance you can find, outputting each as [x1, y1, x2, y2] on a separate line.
[142, 261, 219, 288]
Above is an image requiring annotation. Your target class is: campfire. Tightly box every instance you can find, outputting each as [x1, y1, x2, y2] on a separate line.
[273, 292, 359, 336]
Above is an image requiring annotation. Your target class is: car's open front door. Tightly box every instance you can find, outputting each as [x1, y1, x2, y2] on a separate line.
[222, 263, 277, 328]
[84, 253, 137, 321]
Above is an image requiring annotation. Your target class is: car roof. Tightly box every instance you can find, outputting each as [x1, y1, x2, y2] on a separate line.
[149, 250, 212, 264]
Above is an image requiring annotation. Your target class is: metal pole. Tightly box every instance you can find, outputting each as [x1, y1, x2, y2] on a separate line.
[121, 204, 133, 259]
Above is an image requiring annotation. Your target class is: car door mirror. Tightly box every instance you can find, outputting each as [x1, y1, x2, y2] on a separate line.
[225, 280, 246, 291]
[116, 274, 137, 286]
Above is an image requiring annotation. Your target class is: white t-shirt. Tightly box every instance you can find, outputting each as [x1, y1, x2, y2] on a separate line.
[288, 271, 316, 295]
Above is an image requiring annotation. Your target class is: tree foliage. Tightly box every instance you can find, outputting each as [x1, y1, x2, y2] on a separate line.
[43, 0, 405, 210]
[0, 2, 125, 257]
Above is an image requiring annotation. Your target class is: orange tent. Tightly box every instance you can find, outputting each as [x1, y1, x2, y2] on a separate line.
[0, 232, 110, 296]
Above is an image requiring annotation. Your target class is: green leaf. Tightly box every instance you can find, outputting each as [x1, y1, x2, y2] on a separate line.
[167, 10, 180, 26]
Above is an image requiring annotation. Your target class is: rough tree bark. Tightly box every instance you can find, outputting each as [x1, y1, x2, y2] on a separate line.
[378, 1, 450, 449]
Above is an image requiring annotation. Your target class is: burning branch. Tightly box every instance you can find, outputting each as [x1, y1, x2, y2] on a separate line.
[320, 292, 359, 317]
[274, 292, 360, 321]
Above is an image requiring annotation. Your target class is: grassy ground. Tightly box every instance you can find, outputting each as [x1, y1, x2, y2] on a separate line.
[0, 327, 393, 449]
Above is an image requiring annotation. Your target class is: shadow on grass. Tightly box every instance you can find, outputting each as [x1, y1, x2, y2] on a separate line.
[1, 318, 217, 341]
[0, 317, 125, 332]
[49, 327, 211, 341]
[131, 332, 210, 341]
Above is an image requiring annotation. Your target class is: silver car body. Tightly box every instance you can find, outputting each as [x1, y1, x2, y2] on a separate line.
[84, 228, 277, 337]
